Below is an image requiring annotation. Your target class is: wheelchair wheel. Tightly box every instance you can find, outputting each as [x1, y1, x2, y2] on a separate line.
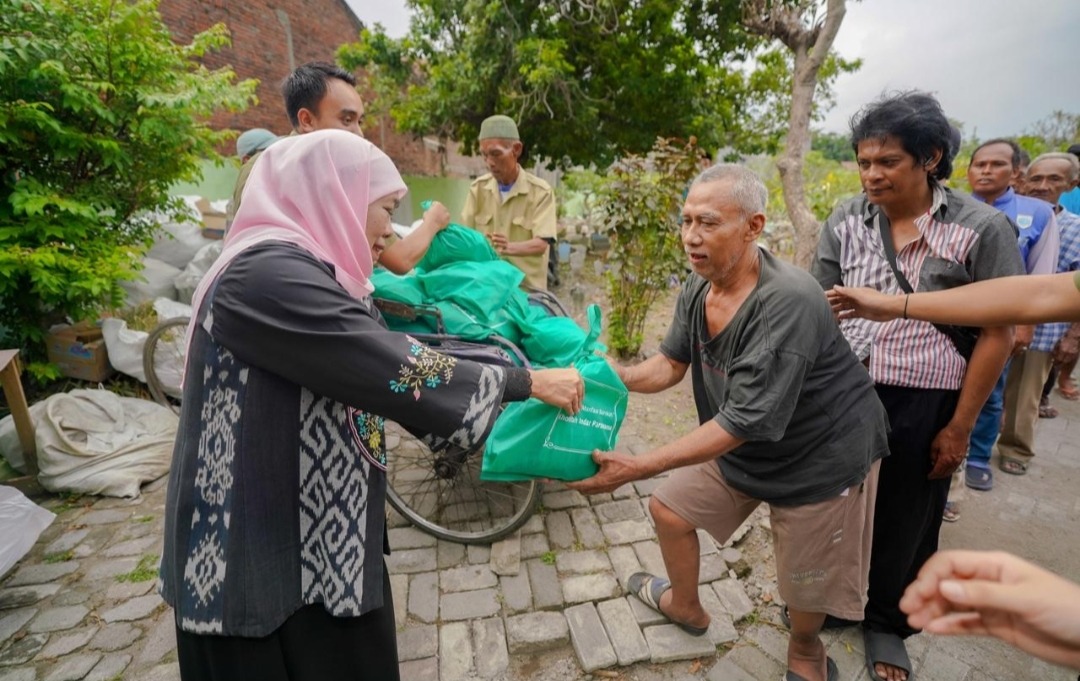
[143, 317, 190, 415]
[385, 420, 541, 544]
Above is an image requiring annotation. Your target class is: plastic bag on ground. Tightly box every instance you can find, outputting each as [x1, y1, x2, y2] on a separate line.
[482, 305, 628, 481]
[147, 211, 218, 270]
[119, 257, 180, 307]
[0, 487, 55, 578]
[174, 241, 222, 305]
[101, 319, 149, 383]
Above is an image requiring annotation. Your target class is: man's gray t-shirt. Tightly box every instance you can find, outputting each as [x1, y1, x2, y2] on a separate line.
[660, 248, 889, 506]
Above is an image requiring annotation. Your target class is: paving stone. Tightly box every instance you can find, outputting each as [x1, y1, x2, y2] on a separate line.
[697, 529, 720, 555]
[561, 573, 620, 604]
[724, 641, 785, 680]
[720, 547, 743, 566]
[0, 585, 60, 611]
[920, 645, 972, 681]
[612, 484, 637, 500]
[505, 612, 569, 653]
[632, 541, 667, 579]
[0, 668, 35, 681]
[698, 553, 728, 583]
[88, 622, 142, 652]
[603, 519, 655, 545]
[437, 539, 466, 569]
[138, 663, 181, 681]
[466, 544, 491, 564]
[438, 621, 473, 681]
[49, 588, 92, 607]
[440, 588, 499, 621]
[596, 597, 650, 666]
[743, 623, 789, 663]
[520, 532, 550, 559]
[44, 529, 90, 556]
[102, 535, 159, 558]
[42, 653, 102, 681]
[489, 532, 521, 576]
[594, 499, 647, 523]
[545, 511, 575, 550]
[6, 563, 78, 587]
[526, 559, 563, 610]
[135, 614, 176, 667]
[398, 657, 438, 681]
[541, 490, 588, 510]
[627, 596, 667, 627]
[472, 617, 509, 678]
[78, 510, 130, 526]
[104, 579, 155, 601]
[85, 653, 132, 681]
[643, 623, 716, 663]
[607, 545, 643, 592]
[99, 594, 162, 623]
[37, 626, 98, 658]
[28, 606, 88, 634]
[384, 548, 436, 574]
[697, 585, 738, 645]
[519, 515, 544, 534]
[387, 526, 437, 550]
[389, 574, 408, 627]
[440, 564, 498, 593]
[0, 631, 47, 665]
[569, 508, 605, 549]
[711, 578, 754, 621]
[706, 657, 758, 681]
[722, 519, 754, 547]
[396, 624, 437, 661]
[499, 571, 532, 614]
[81, 557, 139, 582]
[407, 572, 438, 623]
[565, 603, 618, 672]
[555, 549, 610, 574]
[632, 477, 667, 497]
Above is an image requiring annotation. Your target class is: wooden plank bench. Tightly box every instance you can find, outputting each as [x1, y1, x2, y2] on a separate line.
[0, 349, 38, 477]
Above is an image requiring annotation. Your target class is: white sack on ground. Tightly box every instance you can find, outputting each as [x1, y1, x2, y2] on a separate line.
[119, 257, 180, 307]
[0, 487, 55, 577]
[173, 241, 222, 305]
[147, 214, 217, 270]
[101, 318, 149, 383]
[36, 389, 177, 498]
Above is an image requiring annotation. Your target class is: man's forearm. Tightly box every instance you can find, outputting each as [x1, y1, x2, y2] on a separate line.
[380, 221, 442, 274]
[636, 420, 745, 477]
[615, 354, 687, 394]
[950, 326, 1014, 430]
[506, 237, 549, 257]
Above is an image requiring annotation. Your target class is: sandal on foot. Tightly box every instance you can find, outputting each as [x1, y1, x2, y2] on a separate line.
[999, 457, 1029, 476]
[1039, 404, 1059, 418]
[784, 656, 838, 681]
[942, 501, 960, 523]
[863, 629, 913, 681]
[1058, 385, 1080, 401]
[779, 605, 857, 631]
[627, 572, 708, 637]
[964, 465, 993, 491]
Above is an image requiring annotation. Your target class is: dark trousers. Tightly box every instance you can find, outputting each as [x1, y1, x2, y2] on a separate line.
[864, 384, 958, 638]
[176, 568, 399, 681]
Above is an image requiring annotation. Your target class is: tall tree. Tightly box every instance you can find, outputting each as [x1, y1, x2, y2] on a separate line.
[743, 0, 850, 269]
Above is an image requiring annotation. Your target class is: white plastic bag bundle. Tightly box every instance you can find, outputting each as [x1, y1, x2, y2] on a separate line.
[36, 389, 177, 498]
[173, 241, 222, 304]
[0, 487, 55, 577]
[101, 318, 148, 382]
[147, 215, 217, 270]
[119, 257, 180, 307]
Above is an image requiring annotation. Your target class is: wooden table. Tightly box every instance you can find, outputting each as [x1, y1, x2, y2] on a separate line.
[0, 349, 38, 476]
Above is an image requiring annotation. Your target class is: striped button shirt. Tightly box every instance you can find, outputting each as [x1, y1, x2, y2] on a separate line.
[1032, 209, 1080, 351]
[814, 185, 1025, 390]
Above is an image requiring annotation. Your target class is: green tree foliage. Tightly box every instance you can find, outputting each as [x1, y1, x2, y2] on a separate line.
[0, 0, 255, 372]
[811, 130, 855, 162]
[589, 137, 705, 358]
[340, 0, 760, 168]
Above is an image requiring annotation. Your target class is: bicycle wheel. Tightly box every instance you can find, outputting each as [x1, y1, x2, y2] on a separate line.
[143, 317, 190, 415]
[385, 420, 541, 544]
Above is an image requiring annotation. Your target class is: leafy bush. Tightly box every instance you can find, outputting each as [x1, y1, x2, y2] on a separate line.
[0, 0, 255, 377]
[593, 138, 705, 358]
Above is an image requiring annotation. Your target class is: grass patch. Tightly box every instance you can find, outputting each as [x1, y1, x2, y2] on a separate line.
[43, 550, 74, 564]
[540, 550, 557, 565]
[132, 515, 155, 523]
[116, 554, 160, 583]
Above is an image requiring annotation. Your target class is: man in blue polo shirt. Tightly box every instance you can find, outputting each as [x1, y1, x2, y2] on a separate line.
[962, 139, 1059, 497]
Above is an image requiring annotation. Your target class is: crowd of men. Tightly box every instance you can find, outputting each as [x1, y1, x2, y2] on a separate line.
[217, 64, 1080, 681]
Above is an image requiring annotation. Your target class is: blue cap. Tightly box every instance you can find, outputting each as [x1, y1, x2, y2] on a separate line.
[236, 128, 280, 159]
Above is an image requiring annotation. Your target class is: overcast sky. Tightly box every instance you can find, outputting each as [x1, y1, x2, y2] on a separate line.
[344, 0, 1080, 141]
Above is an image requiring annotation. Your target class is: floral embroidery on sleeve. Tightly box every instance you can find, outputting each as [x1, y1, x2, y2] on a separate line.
[348, 407, 387, 470]
[390, 337, 457, 400]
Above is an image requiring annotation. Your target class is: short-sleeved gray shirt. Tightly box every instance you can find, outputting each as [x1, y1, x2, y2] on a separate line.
[661, 248, 890, 506]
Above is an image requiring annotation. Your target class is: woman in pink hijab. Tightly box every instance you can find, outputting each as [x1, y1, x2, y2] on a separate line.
[160, 130, 582, 681]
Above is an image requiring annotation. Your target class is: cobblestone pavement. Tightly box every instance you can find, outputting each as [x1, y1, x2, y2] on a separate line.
[2, 387, 1078, 681]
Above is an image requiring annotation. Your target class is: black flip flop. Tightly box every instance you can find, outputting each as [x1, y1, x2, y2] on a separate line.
[785, 656, 838, 681]
[863, 628, 914, 681]
[627, 571, 709, 637]
[779, 605, 857, 631]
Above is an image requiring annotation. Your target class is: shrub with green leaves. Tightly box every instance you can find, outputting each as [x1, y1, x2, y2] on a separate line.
[0, 0, 255, 377]
[593, 137, 705, 358]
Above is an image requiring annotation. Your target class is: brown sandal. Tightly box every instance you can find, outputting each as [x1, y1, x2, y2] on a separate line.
[999, 458, 1029, 476]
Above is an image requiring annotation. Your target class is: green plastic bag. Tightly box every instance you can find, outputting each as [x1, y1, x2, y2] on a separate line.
[371, 268, 426, 306]
[416, 224, 498, 271]
[481, 305, 628, 482]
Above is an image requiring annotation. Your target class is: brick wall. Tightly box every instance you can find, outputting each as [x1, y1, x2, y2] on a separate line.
[157, 0, 456, 176]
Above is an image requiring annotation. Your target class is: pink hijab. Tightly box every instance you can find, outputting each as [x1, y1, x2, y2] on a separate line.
[186, 129, 407, 353]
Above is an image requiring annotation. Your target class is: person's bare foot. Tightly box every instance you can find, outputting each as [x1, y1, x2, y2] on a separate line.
[787, 636, 827, 681]
[873, 662, 909, 681]
[656, 588, 710, 631]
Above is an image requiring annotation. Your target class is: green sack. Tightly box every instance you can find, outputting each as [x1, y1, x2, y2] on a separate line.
[481, 305, 628, 482]
[416, 224, 498, 271]
[371, 268, 426, 306]
[419, 261, 524, 318]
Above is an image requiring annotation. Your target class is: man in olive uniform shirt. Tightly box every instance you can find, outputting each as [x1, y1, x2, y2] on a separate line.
[462, 115, 557, 290]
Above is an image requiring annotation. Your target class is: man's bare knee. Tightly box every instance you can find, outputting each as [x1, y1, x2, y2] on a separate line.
[649, 496, 696, 535]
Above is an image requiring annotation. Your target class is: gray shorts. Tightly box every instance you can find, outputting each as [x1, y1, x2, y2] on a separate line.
[652, 459, 879, 621]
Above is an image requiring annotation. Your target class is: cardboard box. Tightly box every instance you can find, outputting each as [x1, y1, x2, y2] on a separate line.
[46, 321, 114, 382]
[195, 197, 227, 240]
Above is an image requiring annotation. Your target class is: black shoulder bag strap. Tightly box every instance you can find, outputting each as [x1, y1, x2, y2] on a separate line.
[877, 216, 978, 360]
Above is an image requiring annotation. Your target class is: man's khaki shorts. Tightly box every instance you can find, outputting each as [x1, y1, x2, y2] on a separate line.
[652, 459, 880, 621]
